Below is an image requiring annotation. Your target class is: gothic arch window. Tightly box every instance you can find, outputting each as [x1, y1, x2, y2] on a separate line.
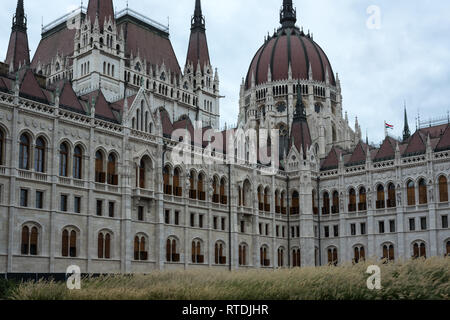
[327, 247, 338, 266]
[292, 248, 301, 267]
[439, 176, 448, 203]
[446, 240, 450, 256]
[239, 243, 248, 266]
[62, 228, 77, 258]
[73, 146, 83, 179]
[0, 129, 4, 166]
[134, 234, 148, 261]
[220, 178, 227, 205]
[21, 225, 39, 256]
[138, 156, 151, 189]
[264, 187, 270, 212]
[376, 184, 385, 209]
[192, 239, 203, 264]
[164, 165, 172, 195]
[257, 186, 263, 211]
[412, 241, 426, 259]
[291, 191, 299, 215]
[59, 142, 69, 177]
[166, 238, 179, 262]
[197, 173, 205, 201]
[407, 180, 415, 206]
[332, 191, 339, 214]
[98, 231, 112, 259]
[332, 125, 337, 142]
[382, 243, 395, 262]
[353, 245, 365, 264]
[95, 150, 105, 183]
[277, 247, 284, 267]
[358, 187, 367, 211]
[260, 245, 269, 267]
[173, 167, 182, 197]
[34, 137, 46, 173]
[322, 192, 330, 215]
[281, 190, 286, 214]
[387, 183, 396, 208]
[275, 190, 281, 214]
[19, 133, 31, 170]
[107, 153, 117, 185]
[348, 188, 356, 212]
[215, 241, 226, 265]
[418, 179, 427, 204]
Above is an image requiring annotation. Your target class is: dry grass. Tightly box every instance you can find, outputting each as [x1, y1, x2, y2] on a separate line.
[9, 257, 450, 300]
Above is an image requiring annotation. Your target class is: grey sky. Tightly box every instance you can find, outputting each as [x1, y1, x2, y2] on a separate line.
[1, 0, 450, 145]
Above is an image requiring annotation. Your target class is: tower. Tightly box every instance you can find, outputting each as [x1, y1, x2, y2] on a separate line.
[403, 105, 411, 141]
[280, 0, 297, 28]
[5, 0, 30, 72]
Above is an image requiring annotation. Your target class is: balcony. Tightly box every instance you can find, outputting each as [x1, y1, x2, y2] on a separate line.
[264, 204, 270, 212]
[220, 196, 228, 205]
[290, 207, 299, 215]
[107, 174, 118, 186]
[376, 200, 386, 209]
[189, 189, 197, 199]
[358, 203, 367, 211]
[132, 188, 154, 199]
[348, 204, 356, 212]
[198, 191, 206, 201]
[387, 199, 396, 208]
[164, 185, 172, 195]
[173, 187, 182, 197]
[331, 206, 339, 214]
[213, 194, 220, 203]
[322, 207, 330, 215]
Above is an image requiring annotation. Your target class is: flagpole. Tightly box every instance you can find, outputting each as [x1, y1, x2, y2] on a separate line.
[384, 121, 387, 138]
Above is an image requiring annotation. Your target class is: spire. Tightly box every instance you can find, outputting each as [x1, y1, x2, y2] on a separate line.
[186, 0, 211, 74]
[5, 0, 30, 72]
[293, 81, 306, 121]
[86, 0, 114, 28]
[403, 104, 411, 141]
[191, 0, 205, 31]
[280, 0, 297, 28]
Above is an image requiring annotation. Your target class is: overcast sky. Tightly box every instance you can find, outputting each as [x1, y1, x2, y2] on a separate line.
[1, 0, 450, 144]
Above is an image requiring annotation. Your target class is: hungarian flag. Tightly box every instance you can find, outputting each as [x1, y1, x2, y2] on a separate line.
[385, 122, 394, 130]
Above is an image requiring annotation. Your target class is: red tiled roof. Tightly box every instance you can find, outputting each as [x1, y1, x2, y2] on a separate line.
[120, 21, 181, 76]
[374, 137, 397, 161]
[321, 146, 342, 170]
[290, 119, 312, 158]
[419, 124, 448, 139]
[86, 0, 114, 28]
[435, 125, 450, 152]
[346, 142, 367, 165]
[6, 30, 30, 72]
[159, 108, 173, 137]
[402, 131, 426, 156]
[59, 82, 85, 113]
[245, 28, 335, 89]
[31, 27, 76, 69]
[186, 30, 210, 74]
[19, 69, 48, 103]
[80, 90, 117, 122]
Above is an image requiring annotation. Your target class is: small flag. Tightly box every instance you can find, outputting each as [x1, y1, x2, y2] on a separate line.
[385, 122, 394, 130]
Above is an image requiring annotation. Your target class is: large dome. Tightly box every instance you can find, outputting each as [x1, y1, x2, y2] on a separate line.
[245, 3, 335, 90]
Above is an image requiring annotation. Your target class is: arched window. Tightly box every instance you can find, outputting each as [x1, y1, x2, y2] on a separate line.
[327, 247, 338, 266]
[59, 143, 69, 177]
[95, 151, 105, 183]
[281, 191, 286, 214]
[166, 238, 179, 262]
[264, 187, 270, 212]
[258, 186, 264, 211]
[260, 246, 269, 267]
[189, 171, 196, 199]
[19, 134, 30, 170]
[134, 235, 148, 261]
[413, 241, 426, 259]
[220, 178, 227, 205]
[387, 183, 396, 208]
[173, 168, 182, 197]
[382, 244, 395, 262]
[34, 137, 46, 173]
[291, 191, 299, 215]
[358, 187, 367, 211]
[322, 192, 330, 215]
[277, 247, 284, 267]
[332, 191, 339, 214]
[73, 146, 83, 179]
[348, 188, 356, 212]
[418, 179, 427, 204]
[21, 225, 38, 256]
[197, 173, 205, 201]
[239, 243, 247, 266]
[164, 166, 172, 195]
[215, 242, 226, 265]
[312, 190, 318, 214]
[292, 248, 301, 267]
[446, 241, 450, 257]
[407, 180, 415, 206]
[212, 177, 219, 203]
[376, 185, 385, 209]
[62, 229, 77, 257]
[192, 240, 203, 263]
[439, 176, 448, 203]
[107, 154, 118, 185]
[0, 129, 4, 165]
[98, 232, 111, 259]
[354, 246, 365, 264]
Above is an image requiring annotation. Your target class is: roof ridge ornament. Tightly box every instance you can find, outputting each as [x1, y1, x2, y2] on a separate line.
[280, 0, 297, 28]
[191, 0, 205, 31]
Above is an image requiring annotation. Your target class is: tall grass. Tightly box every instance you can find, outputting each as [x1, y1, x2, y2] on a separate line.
[9, 257, 450, 300]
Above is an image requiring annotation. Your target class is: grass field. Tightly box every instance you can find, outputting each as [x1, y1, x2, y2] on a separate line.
[2, 257, 449, 300]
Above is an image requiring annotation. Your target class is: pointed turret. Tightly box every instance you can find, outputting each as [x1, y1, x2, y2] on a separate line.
[280, 0, 297, 28]
[186, 0, 211, 74]
[291, 81, 311, 158]
[86, 0, 115, 29]
[5, 0, 30, 72]
[403, 105, 411, 141]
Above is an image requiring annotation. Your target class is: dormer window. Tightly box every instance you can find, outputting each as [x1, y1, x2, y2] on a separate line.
[160, 72, 166, 81]
[183, 82, 188, 90]
[135, 63, 141, 72]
